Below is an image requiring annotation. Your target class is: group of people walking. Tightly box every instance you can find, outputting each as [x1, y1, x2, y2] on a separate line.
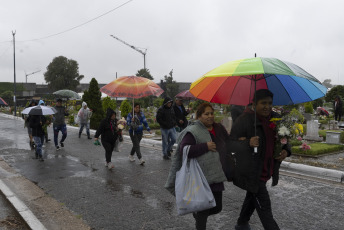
[22, 89, 290, 229]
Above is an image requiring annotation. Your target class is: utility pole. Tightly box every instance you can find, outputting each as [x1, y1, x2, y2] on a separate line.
[25, 70, 41, 83]
[110, 35, 147, 70]
[12, 31, 16, 116]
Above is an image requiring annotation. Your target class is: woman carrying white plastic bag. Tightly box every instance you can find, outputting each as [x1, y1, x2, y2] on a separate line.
[165, 103, 229, 230]
[175, 145, 216, 215]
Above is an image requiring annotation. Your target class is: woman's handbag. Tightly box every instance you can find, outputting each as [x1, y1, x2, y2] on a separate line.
[175, 145, 216, 216]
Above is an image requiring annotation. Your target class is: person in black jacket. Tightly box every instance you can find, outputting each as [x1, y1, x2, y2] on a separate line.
[333, 95, 342, 122]
[230, 89, 291, 230]
[29, 114, 46, 161]
[22, 99, 37, 149]
[173, 97, 189, 132]
[156, 97, 177, 160]
[95, 108, 118, 170]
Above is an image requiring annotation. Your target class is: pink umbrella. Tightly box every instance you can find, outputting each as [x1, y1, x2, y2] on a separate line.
[0, 97, 8, 106]
[175, 90, 196, 100]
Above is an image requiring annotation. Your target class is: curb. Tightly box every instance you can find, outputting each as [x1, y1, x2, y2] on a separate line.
[0, 179, 47, 230]
[281, 161, 344, 183]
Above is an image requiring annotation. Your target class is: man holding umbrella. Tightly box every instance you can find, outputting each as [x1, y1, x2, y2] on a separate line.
[230, 89, 291, 230]
[53, 98, 69, 150]
[29, 113, 46, 161]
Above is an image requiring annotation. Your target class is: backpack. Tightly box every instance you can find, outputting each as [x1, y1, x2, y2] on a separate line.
[130, 115, 141, 131]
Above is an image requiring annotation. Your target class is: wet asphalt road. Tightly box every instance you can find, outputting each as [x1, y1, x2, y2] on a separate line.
[1, 115, 344, 230]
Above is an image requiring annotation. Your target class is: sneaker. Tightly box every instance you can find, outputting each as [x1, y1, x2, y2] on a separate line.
[163, 155, 170, 160]
[105, 162, 108, 167]
[60, 142, 64, 147]
[79, 133, 81, 138]
[139, 158, 145, 165]
[46, 139, 51, 142]
[107, 162, 114, 169]
[39, 157, 44, 162]
[235, 223, 251, 230]
[87, 137, 92, 139]
[129, 155, 135, 162]
[56, 146, 60, 151]
[168, 150, 173, 157]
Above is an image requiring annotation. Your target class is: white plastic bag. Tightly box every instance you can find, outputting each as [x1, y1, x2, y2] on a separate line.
[175, 145, 216, 216]
[114, 138, 122, 152]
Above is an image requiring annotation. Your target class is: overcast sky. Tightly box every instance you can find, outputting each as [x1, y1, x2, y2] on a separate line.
[1, 0, 344, 87]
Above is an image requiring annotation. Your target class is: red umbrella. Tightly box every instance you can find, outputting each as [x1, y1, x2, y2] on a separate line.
[175, 90, 196, 100]
[0, 97, 8, 106]
[100, 76, 163, 98]
[100, 76, 164, 116]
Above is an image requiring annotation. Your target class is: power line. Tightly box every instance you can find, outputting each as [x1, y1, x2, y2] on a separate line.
[1, 0, 134, 43]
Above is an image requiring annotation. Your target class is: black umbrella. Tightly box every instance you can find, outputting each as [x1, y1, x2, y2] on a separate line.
[21, 105, 57, 115]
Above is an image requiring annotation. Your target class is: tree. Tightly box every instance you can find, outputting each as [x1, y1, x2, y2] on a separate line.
[120, 99, 132, 119]
[102, 96, 117, 113]
[82, 78, 104, 129]
[0, 90, 13, 100]
[325, 85, 344, 102]
[136, 68, 153, 80]
[161, 70, 179, 98]
[44, 56, 84, 91]
[322, 79, 333, 89]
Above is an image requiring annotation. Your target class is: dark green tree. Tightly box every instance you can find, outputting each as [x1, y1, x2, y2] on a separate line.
[120, 99, 132, 119]
[44, 56, 84, 91]
[82, 78, 104, 129]
[161, 70, 179, 98]
[0, 90, 13, 101]
[136, 68, 153, 80]
[102, 96, 117, 113]
[325, 85, 344, 102]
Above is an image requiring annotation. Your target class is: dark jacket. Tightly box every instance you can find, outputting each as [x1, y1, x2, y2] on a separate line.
[53, 106, 69, 126]
[156, 97, 176, 129]
[173, 103, 189, 130]
[95, 108, 118, 144]
[334, 97, 343, 114]
[29, 115, 46, 137]
[229, 108, 291, 193]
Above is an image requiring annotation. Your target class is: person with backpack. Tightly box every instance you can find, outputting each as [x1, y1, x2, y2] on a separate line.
[22, 99, 37, 149]
[29, 114, 46, 161]
[126, 103, 151, 165]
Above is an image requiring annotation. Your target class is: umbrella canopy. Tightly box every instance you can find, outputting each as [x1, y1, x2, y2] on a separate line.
[175, 90, 196, 100]
[53, 89, 81, 100]
[100, 76, 164, 98]
[22, 105, 57, 115]
[317, 107, 329, 116]
[0, 97, 8, 106]
[190, 57, 327, 106]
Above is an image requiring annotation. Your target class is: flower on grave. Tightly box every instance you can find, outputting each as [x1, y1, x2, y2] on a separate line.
[300, 142, 311, 151]
[297, 136, 303, 141]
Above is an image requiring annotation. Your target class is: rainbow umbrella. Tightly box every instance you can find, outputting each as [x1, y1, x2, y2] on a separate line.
[190, 57, 327, 106]
[0, 97, 8, 106]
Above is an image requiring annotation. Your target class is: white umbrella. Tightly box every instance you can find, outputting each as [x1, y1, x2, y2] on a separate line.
[22, 105, 57, 115]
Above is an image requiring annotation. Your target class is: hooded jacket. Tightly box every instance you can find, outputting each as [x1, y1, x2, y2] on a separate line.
[95, 108, 118, 143]
[173, 102, 189, 130]
[156, 97, 177, 129]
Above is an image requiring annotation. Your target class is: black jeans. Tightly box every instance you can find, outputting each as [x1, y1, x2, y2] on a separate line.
[101, 140, 115, 163]
[335, 112, 342, 122]
[237, 181, 279, 230]
[129, 132, 143, 159]
[193, 191, 222, 230]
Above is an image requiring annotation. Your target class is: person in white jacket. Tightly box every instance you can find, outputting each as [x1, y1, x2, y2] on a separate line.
[78, 102, 93, 139]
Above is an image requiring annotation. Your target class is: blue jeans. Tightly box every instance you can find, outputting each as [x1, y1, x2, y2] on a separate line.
[53, 124, 67, 146]
[79, 123, 90, 137]
[161, 128, 176, 156]
[33, 136, 44, 157]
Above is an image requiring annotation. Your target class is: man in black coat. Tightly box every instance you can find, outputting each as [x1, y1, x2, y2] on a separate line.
[156, 97, 177, 160]
[230, 89, 290, 230]
[29, 114, 46, 161]
[173, 97, 189, 132]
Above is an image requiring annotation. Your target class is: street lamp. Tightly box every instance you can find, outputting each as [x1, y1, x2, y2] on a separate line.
[12, 31, 16, 116]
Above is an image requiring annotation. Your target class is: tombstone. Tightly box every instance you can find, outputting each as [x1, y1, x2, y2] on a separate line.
[304, 120, 323, 141]
[220, 117, 232, 134]
[326, 131, 341, 144]
[303, 113, 312, 122]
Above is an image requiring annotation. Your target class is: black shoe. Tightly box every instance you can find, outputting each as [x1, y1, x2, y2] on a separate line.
[79, 133, 81, 138]
[46, 139, 51, 142]
[163, 155, 170, 160]
[60, 142, 64, 147]
[56, 146, 60, 151]
[235, 223, 251, 230]
[87, 136, 92, 139]
[168, 150, 173, 157]
[39, 157, 44, 162]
